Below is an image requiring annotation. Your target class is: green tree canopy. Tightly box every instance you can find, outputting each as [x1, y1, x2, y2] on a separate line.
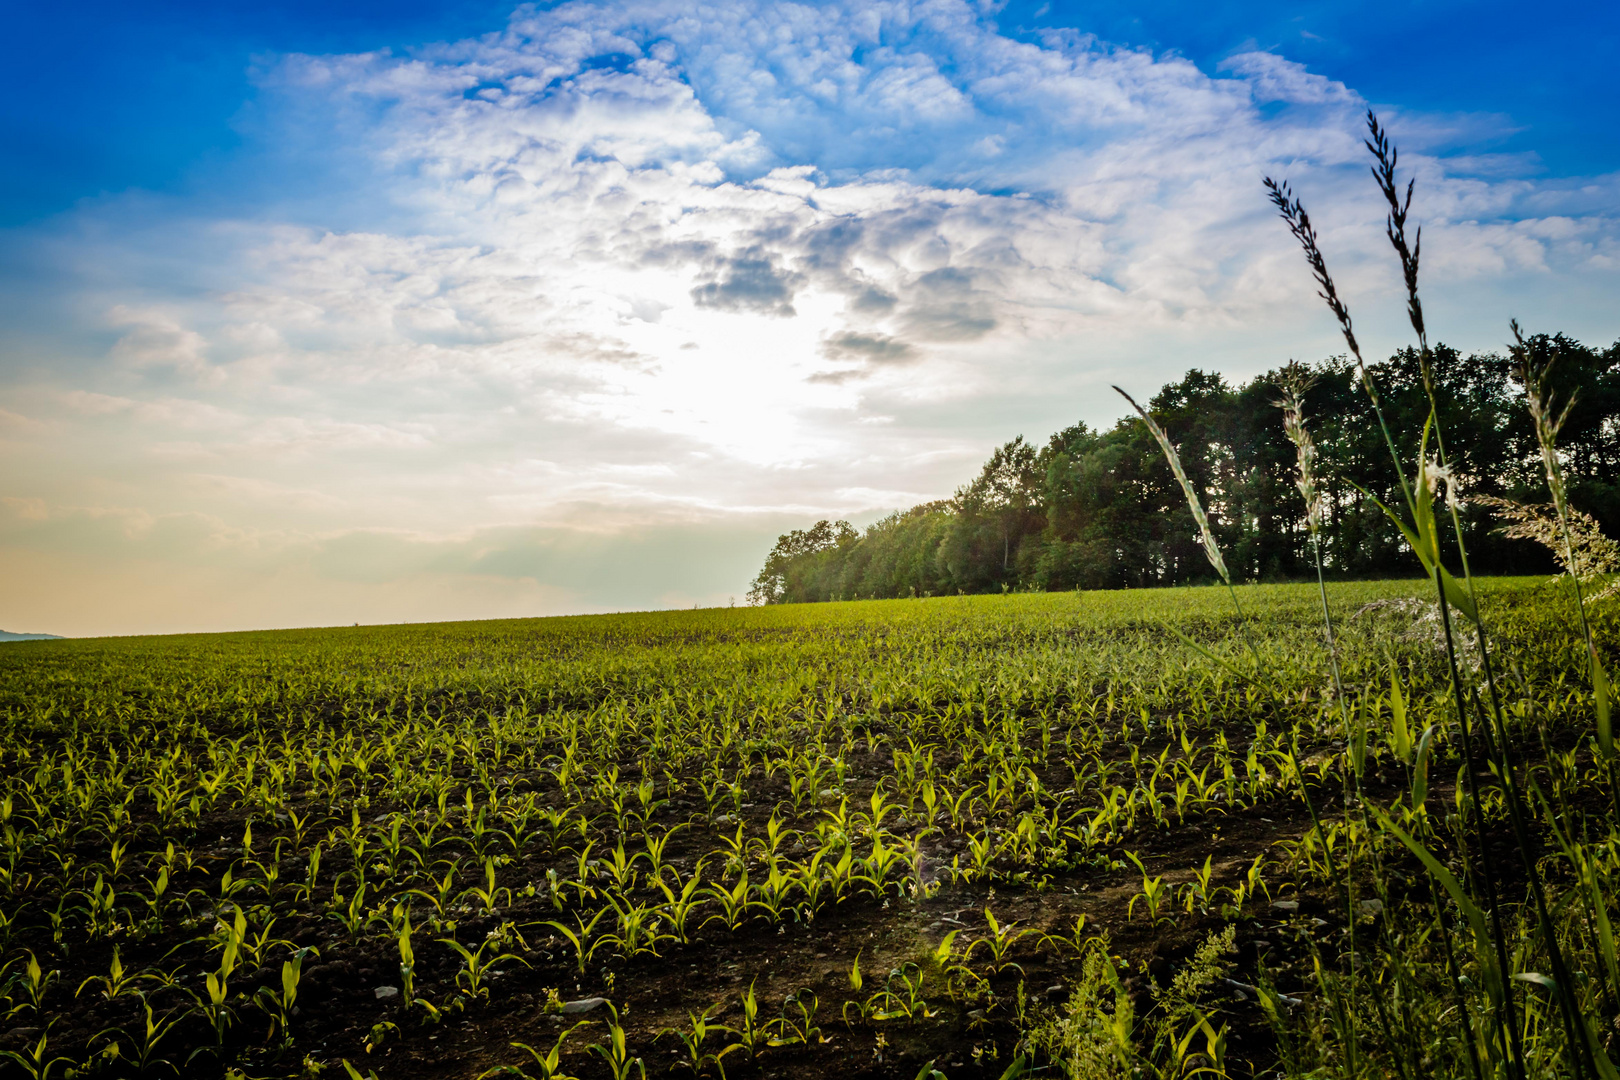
[751, 334, 1620, 603]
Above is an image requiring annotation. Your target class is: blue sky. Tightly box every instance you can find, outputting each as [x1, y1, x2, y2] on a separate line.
[7, 0, 1616, 226]
[2, 0, 1617, 635]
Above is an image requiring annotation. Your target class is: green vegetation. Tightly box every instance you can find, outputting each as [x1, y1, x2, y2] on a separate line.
[748, 349, 1620, 604]
[0, 575, 1614, 1078]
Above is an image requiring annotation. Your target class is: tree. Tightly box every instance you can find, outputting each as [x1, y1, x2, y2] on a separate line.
[952, 436, 1042, 577]
[749, 336, 1619, 603]
[747, 520, 855, 605]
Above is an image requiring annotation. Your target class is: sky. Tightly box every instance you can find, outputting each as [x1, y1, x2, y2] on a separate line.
[2, 0, 1616, 637]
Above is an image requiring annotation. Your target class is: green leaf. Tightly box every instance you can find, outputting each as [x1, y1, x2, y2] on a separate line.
[1411, 725, 1438, 812]
[1438, 566, 1480, 625]
[1594, 648, 1613, 762]
[997, 1055, 1030, 1080]
[1412, 416, 1439, 563]
[1388, 663, 1412, 764]
[1356, 485, 1479, 624]
[1351, 705, 1369, 780]
[1583, 849, 1620, 1000]
[1370, 806, 1501, 1006]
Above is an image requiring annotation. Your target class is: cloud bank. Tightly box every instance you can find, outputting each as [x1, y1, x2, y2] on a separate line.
[2, 0, 1616, 635]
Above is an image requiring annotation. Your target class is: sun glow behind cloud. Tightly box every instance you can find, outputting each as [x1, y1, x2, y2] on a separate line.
[2, 0, 1617, 635]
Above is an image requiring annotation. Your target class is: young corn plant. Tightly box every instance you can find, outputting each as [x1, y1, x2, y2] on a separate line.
[190, 908, 246, 1059]
[483, 1021, 591, 1080]
[396, 906, 417, 1003]
[254, 946, 313, 1044]
[587, 1005, 646, 1080]
[540, 907, 610, 975]
[74, 946, 144, 1004]
[658, 1002, 741, 1077]
[656, 868, 707, 944]
[727, 980, 769, 1060]
[599, 895, 674, 959]
[766, 988, 826, 1047]
[109, 1000, 188, 1077]
[437, 935, 531, 1001]
[0, 1026, 75, 1080]
[967, 909, 1038, 978]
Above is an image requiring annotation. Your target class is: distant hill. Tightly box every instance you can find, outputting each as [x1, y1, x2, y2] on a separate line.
[0, 631, 62, 642]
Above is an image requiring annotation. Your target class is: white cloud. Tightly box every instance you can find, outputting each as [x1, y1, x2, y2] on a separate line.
[1, 0, 1617, 634]
[1218, 52, 1355, 105]
[106, 307, 219, 384]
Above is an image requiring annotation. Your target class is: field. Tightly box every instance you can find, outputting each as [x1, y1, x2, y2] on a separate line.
[1, 578, 1616, 1080]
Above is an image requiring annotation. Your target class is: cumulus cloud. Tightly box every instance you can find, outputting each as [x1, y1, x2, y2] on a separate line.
[821, 330, 916, 364]
[1, 0, 1617, 634]
[1218, 52, 1356, 105]
[107, 307, 219, 384]
[690, 248, 805, 316]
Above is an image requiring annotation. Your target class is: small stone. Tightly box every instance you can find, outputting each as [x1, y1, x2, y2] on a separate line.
[560, 997, 609, 1014]
[1359, 899, 1384, 917]
[1271, 900, 1299, 913]
[1045, 984, 1069, 1002]
[966, 1009, 987, 1023]
[374, 986, 400, 1000]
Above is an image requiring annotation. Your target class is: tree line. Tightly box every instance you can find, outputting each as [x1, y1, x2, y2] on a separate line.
[749, 333, 1620, 604]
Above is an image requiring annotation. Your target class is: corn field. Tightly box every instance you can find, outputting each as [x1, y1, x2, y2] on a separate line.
[0, 574, 1615, 1079]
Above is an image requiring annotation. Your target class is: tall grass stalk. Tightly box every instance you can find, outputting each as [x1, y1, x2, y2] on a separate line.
[1364, 131, 1572, 1059]
[1272, 363, 1372, 1075]
[1274, 365, 1347, 714]
[1266, 112, 1620, 1080]
[1269, 128, 1536, 1078]
[1513, 320, 1611, 761]
[1112, 387, 1234, 602]
[1117, 380, 1363, 1074]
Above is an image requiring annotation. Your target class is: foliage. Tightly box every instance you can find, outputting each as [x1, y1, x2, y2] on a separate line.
[0, 574, 1612, 1076]
[753, 339, 1620, 603]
